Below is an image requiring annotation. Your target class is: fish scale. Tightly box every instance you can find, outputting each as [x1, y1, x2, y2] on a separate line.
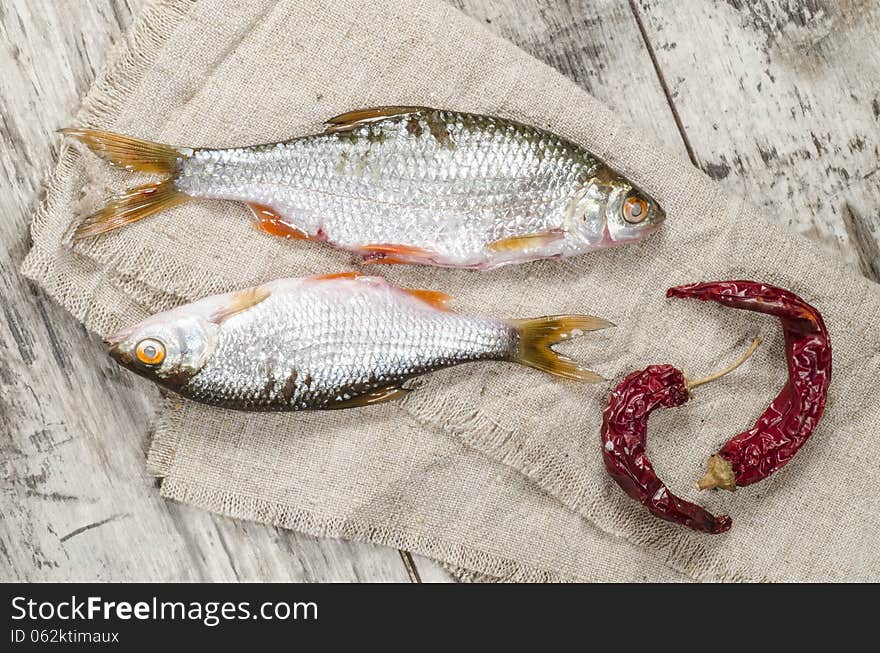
[67, 107, 664, 264]
[104, 274, 612, 411]
[180, 277, 515, 410]
[175, 110, 602, 264]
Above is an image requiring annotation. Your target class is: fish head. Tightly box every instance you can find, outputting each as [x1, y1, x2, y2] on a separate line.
[568, 167, 665, 246]
[105, 308, 217, 387]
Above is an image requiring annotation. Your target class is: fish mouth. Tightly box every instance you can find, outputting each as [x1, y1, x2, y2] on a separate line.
[652, 206, 667, 228]
[104, 326, 136, 365]
[106, 346, 130, 366]
[105, 342, 133, 365]
[104, 325, 135, 348]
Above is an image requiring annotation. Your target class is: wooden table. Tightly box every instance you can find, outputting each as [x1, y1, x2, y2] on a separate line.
[2, 0, 878, 582]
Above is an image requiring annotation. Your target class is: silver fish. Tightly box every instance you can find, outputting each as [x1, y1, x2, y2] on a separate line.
[105, 273, 612, 411]
[65, 106, 664, 269]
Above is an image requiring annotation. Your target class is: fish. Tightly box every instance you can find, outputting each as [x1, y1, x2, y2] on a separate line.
[104, 272, 613, 411]
[63, 106, 665, 269]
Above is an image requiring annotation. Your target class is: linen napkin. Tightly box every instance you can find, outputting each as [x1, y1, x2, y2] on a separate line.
[24, 0, 880, 581]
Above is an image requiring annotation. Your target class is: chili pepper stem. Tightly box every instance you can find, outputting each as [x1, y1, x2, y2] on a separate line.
[686, 337, 761, 492]
[688, 337, 761, 492]
[686, 336, 762, 391]
[697, 454, 737, 491]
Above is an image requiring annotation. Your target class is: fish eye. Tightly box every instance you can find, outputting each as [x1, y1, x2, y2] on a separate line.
[622, 195, 649, 224]
[135, 338, 166, 366]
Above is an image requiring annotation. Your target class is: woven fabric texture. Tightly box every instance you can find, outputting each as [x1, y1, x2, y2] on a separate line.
[23, 0, 880, 581]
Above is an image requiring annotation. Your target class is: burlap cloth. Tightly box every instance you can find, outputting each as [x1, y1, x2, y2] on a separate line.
[23, 0, 880, 582]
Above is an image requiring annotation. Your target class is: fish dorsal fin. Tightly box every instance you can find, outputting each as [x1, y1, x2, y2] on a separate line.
[312, 272, 364, 282]
[326, 386, 410, 409]
[209, 286, 271, 325]
[324, 106, 430, 133]
[486, 230, 565, 253]
[401, 288, 453, 312]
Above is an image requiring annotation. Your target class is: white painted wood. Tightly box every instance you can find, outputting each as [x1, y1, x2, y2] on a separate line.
[407, 554, 457, 583]
[3, 0, 876, 583]
[630, 0, 880, 273]
[453, 0, 690, 158]
[0, 0, 413, 583]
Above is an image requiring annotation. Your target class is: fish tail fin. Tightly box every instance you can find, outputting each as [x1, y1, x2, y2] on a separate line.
[507, 314, 613, 382]
[72, 179, 188, 239]
[61, 128, 192, 239]
[61, 127, 186, 175]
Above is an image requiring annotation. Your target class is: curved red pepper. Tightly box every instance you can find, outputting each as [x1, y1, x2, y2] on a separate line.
[601, 364, 732, 534]
[667, 281, 831, 490]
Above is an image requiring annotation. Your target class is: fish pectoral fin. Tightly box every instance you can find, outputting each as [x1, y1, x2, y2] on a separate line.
[401, 288, 453, 312]
[324, 106, 431, 133]
[486, 230, 565, 253]
[208, 286, 271, 325]
[327, 386, 410, 409]
[247, 203, 314, 240]
[358, 243, 436, 265]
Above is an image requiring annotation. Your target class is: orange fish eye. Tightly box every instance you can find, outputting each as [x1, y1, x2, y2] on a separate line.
[622, 196, 649, 224]
[135, 338, 166, 366]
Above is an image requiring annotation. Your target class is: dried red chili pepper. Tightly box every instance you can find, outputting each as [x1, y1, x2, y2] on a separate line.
[601, 339, 760, 534]
[667, 281, 831, 491]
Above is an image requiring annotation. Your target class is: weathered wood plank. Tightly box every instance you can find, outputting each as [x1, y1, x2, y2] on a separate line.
[0, 0, 413, 583]
[453, 0, 689, 158]
[4, 0, 875, 583]
[0, 0, 696, 586]
[407, 553, 459, 583]
[842, 204, 880, 283]
[631, 0, 880, 269]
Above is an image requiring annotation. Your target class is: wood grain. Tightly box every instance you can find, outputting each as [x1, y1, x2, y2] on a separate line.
[0, 0, 429, 583]
[631, 0, 880, 268]
[2, 0, 877, 582]
[453, 0, 689, 157]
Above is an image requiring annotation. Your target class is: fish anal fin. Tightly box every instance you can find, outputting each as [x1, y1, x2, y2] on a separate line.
[312, 272, 364, 282]
[248, 203, 313, 240]
[209, 286, 271, 325]
[359, 243, 435, 265]
[486, 230, 564, 253]
[324, 106, 430, 133]
[327, 386, 410, 409]
[402, 288, 453, 312]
